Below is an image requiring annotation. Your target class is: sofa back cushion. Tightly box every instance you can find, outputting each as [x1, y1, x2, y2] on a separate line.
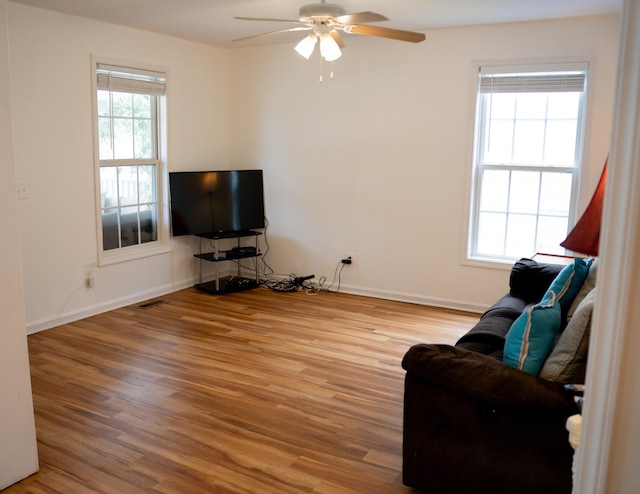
[509, 258, 564, 304]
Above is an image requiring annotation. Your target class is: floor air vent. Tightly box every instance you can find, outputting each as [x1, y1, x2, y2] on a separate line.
[137, 299, 169, 309]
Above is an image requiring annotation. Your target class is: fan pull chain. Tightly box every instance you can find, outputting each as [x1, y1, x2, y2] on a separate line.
[317, 57, 335, 83]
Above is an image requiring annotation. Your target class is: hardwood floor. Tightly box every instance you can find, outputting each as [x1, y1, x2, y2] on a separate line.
[6, 288, 478, 493]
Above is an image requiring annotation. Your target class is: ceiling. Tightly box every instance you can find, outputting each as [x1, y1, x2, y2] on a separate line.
[8, 0, 622, 48]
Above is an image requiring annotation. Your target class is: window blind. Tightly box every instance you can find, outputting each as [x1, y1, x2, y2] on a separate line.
[479, 73, 586, 93]
[96, 63, 166, 96]
[479, 62, 588, 94]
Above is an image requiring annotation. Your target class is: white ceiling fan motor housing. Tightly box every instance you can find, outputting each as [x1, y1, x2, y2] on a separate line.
[299, 2, 347, 23]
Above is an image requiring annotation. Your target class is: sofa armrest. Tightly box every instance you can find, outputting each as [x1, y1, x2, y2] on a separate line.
[402, 343, 575, 493]
[402, 343, 574, 412]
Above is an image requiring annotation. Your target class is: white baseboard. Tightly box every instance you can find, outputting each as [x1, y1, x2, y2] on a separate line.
[337, 283, 487, 314]
[26, 277, 486, 335]
[26, 278, 196, 334]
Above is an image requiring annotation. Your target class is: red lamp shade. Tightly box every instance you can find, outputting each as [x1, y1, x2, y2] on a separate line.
[560, 160, 608, 256]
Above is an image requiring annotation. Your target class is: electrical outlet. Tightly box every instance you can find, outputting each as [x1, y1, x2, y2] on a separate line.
[85, 270, 94, 289]
[342, 252, 355, 265]
[16, 181, 30, 200]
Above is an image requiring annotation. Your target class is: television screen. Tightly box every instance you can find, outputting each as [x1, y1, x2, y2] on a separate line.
[169, 170, 265, 236]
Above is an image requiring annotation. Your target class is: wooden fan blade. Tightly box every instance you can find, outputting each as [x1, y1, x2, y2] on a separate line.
[331, 30, 345, 48]
[234, 16, 301, 23]
[348, 24, 425, 43]
[333, 11, 388, 25]
[232, 26, 311, 43]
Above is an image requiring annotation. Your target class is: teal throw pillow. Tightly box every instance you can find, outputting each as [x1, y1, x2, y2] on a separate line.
[544, 258, 592, 316]
[504, 290, 562, 375]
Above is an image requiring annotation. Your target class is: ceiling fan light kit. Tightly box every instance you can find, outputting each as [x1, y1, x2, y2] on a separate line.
[319, 32, 342, 61]
[234, 0, 426, 81]
[295, 33, 317, 59]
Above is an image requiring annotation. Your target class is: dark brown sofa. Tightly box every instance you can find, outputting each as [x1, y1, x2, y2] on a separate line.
[402, 258, 597, 494]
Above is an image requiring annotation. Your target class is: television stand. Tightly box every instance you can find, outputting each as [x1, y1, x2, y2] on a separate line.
[194, 230, 262, 295]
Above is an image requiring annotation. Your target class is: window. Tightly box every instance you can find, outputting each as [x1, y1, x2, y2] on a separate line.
[94, 63, 167, 260]
[468, 63, 588, 261]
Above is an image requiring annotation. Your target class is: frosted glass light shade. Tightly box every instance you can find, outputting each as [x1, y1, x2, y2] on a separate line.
[295, 34, 317, 59]
[319, 33, 341, 62]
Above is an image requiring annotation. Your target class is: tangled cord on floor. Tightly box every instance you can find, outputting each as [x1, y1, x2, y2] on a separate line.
[262, 260, 346, 295]
[262, 274, 317, 293]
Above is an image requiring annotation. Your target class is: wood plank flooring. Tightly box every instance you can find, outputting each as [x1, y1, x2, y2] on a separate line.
[6, 287, 479, 493]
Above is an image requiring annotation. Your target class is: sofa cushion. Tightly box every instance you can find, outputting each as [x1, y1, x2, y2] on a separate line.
[540, 288, 596, 383]
[567, 258, 598, 322]
[542, 258, 592, 323]
[509, 258, 564, 303]
[504, 291, 561, 375]
[455, 295, 528, 360]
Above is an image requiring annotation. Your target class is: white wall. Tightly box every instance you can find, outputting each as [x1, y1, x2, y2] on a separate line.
[230, 15, 619, 312]
[7, 5, 620, 332]
[0, 0, 39, 487]
[7, 4, 230, 332]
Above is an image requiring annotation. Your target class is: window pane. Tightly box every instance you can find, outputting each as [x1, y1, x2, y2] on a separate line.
[120, 206, 139, 247]
[505, 213, 536, 258]
[513, 120, 545, 164]
[509, 171, 540, 214]
[537, 216, 569, 254]
[134, 119, 152, 159]
[544, 120, 578, 166]
[488, 93, 515, 119]
[477, 212, 506, 256]
[480, 169, 509, 211]
[140, 204, 158, 244]
[118, 166, 139, 206]
[138, 165, 156, 204]
[133, 94, 151, 118]
[483, 120, 513, 164]
[97, 90, 111, 117]
[98, 117, 113, 160]
[515, 93, 547, 119]
[100, 166, 118, 208]
[539, 172, 572, 216]
[113, 118, 134, 159]
[102, 209, 119, 251]
[547, 92, 580, 119]
[112, 92, 132, 117]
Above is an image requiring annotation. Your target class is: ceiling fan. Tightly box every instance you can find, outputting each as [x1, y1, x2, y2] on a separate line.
[233, 0, 426, 65]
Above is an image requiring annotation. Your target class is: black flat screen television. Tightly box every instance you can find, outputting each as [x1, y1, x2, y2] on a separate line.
[169, 169, 265, 236]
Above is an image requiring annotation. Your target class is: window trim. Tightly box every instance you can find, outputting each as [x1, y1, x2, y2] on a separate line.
[91, 56, 172, 266]
[464, 59, 593, 266]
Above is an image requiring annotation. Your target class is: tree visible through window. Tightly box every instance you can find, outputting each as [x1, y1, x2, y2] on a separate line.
[95, 64, 166, 252]
[469, 64, 588, 260]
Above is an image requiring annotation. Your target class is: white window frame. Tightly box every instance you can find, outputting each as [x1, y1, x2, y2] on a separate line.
[91, 57, 171, 266]
[466, 61, 590, 265]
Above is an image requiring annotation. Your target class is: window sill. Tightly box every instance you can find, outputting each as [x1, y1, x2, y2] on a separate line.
[98, 241, 173, 266]
[463, 255, 517, 271]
